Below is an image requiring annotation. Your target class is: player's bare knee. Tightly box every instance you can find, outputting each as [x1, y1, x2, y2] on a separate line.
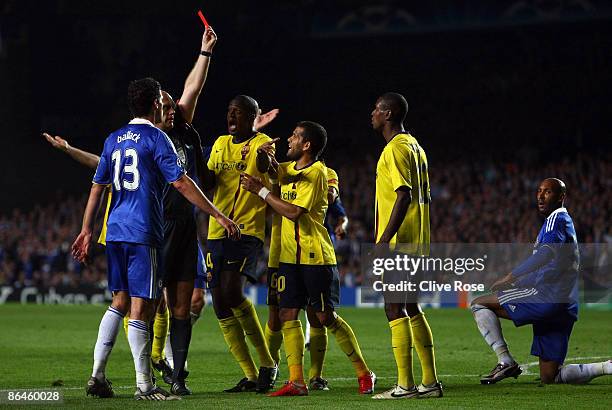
[384, 303, 406, 321]
[111, 292, 130, 314]
[405, 303, 422, 317]
[278, 308, 299, 323]
[315, 310, 335, 327]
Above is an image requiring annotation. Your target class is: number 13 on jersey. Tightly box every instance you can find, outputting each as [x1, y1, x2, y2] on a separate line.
[111, 148, 140, 191]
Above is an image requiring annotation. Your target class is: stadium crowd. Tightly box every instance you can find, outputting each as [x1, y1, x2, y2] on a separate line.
[1, 153, 610, 289]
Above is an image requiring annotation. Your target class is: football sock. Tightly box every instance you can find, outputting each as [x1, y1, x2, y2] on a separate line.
[389, 317, 415, 388]
[92, 306, 124, 381]
[305, 319, 311, 345]
[231, 299, 276, 367]
[308, 326, 327, 380]
[164, 331, 174, 369]
[218, 316, 258, 381]
[265, 322, 283, 366]
[327, 315, 369, 377]
[282, 320, 305, 383]
[556, 361, 612, 384]
[410, 312, 438, 385]
[170, 318, 192, 381]
[190, 311, 201, 326]
[127, 320, 154, 392]
[151, 307, 169, 363]
[472, 304, 515, 365]
[123, 315, 129, 339]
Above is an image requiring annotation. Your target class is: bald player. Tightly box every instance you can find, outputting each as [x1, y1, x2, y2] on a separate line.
[471, 178, 612, 385]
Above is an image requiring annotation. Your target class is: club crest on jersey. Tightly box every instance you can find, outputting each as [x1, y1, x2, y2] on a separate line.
[241, 144, 250, 159]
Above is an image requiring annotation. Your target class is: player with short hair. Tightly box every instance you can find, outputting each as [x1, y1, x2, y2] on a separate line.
[72, 77, 240, 401]
[265, 164, 348, 391]
[241, 120, 376, 397]
[471, 178, 612, 385]
[45, 27, 217, 395]
[201, 95, 279, 393]
[370, 92, 442, 399]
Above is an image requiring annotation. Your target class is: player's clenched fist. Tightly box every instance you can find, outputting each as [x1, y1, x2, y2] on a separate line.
[240, 173, 264, 194]
[201, 26, 217, 53]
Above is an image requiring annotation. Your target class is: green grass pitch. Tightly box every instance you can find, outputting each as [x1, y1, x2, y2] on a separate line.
[0, 304, 610, 409]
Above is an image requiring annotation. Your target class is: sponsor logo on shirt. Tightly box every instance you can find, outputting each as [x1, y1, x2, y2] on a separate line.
[214, 161, 247, 171]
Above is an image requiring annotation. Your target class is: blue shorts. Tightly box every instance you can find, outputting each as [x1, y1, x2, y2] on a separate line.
[106, 242, 163, 299]
[195, 244, 206, 289]
[499, 288, 576, 364]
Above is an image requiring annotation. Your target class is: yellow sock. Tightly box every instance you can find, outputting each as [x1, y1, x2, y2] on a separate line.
[232, 299, 276, 368]
[151, 308, 170, 363]
[123, 316, 129, 339]
[308, 326, 327, 380]
[390, 317, 414, 388]
[410, 312, 438, 385]
[219, 316, 258, 381]
[282, 320, 304, 383]
[327, 315, 369, 377]
[265, 323, 283, 366]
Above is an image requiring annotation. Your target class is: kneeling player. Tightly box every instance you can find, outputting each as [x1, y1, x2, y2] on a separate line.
[472, 178, 611, 385]
[241, 121, 376, 396]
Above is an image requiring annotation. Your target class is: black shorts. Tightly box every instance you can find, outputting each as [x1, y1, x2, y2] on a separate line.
[205, 235, 262, 288]
[277, 263, 340, 311]
[162, 218, 197, 284]
[267, 267, 280, 306]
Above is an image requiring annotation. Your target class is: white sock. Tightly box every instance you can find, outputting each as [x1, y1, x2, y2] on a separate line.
[305, 319, 311, 344]
[556, 361, 612, 384]
[190, 311, 201, 327]
[165, 331, 174, 369]
[472, 304, 515, 365]
[92, 306, 124, 381]
[127, 320, 154, 392]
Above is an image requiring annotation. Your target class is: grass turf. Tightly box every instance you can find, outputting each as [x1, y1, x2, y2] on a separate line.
[0, 304, 610, 409]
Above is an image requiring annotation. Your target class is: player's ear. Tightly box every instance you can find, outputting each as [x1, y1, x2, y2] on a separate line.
[303, 140, 311, 153]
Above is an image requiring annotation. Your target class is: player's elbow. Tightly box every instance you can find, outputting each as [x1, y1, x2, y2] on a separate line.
[286, 207, 305, 222]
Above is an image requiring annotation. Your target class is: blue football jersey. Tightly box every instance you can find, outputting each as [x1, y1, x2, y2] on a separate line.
[516, 207, 580, 309]
[93, 119, 185, 247]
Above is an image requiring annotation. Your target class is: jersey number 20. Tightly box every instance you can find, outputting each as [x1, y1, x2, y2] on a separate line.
[111, 149, 140, 191]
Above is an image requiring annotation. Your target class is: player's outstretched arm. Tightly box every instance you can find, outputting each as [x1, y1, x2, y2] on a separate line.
[172, 174, 240, 240]
[240, 173, 305, 221]
[377, 187, 411, 244]
[178, 26, 217, 124]
[254, 109, 280, 131]
[72, 183, 106, 263]
[42, 132, 100, 169]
